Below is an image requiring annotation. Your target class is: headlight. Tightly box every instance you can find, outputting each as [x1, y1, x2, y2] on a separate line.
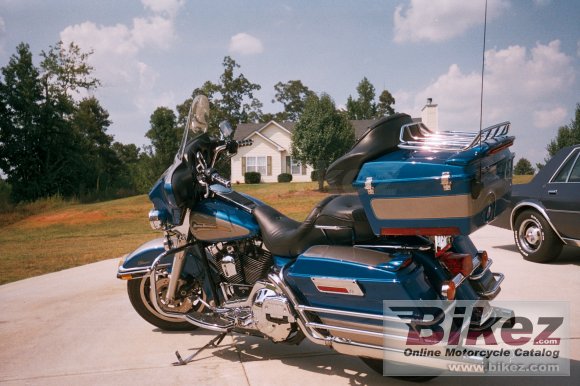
[148, 209, 166, 230]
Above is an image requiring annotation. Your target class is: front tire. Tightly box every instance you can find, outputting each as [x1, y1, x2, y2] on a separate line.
[127, 276, 197, 331]
[513, 209, 562, 263]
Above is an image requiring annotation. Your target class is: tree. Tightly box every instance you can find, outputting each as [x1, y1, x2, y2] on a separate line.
[190, 56, 263, 134]
[146, 107, 179, 175]
[272, 80, 315, 121]
[0, 41, 113, 202]
[514, 158, 535, 175]
[346, 77, 377, 120]
[40, 41, 100, 99]
[292, 93, 355, 190]
[377, 89, 396, 116]
[72, 97, 125, 195]
[546, 103, 580, 158]
[346, 77, 396, 119]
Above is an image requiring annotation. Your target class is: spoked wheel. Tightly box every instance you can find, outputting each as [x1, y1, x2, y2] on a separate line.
[359, 357, 438, 382]
[127, 274, 206, 331]
[514, 209, 562, 263]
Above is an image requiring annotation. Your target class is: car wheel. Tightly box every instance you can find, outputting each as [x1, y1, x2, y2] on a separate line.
[513, 209, 563, 263]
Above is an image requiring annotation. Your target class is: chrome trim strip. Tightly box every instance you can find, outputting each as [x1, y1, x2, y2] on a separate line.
[469, 258, 493, 280]
[562, 237, 580, 247]
[354, 244, 431, 251]
[305, 322, 406, 341]
[548, 148, 580, 183]
[314, 225, 352, 230]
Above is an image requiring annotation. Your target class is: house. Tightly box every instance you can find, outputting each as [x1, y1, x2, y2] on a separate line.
[231, 120, 378, 183]
[231, 99, 439, 183]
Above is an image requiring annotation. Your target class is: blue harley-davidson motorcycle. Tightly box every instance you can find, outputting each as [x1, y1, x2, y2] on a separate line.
[117, 95, 515, 377]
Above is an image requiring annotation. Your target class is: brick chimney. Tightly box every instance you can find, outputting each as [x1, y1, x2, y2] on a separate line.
[421, 98, 439, 131]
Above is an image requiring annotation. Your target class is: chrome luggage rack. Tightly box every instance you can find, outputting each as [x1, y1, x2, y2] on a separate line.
[398, 121, 511, 152]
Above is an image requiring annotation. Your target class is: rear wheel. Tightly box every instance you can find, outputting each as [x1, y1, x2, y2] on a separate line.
[359, 357, 437, 382]
[127, 275, 204, 331]
[514, 209, 562, 263]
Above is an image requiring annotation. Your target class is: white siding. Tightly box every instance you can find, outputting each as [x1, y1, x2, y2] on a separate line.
[230, 121, 314, 183]
[231, 135, 281, 183]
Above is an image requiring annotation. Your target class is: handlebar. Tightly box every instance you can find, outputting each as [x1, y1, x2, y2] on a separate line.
[209, 171, 231, 188]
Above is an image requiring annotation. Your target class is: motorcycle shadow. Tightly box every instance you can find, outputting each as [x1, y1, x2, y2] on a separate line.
[211, 334, 389, 385]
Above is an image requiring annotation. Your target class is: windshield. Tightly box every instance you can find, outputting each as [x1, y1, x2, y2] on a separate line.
[177, 95, 209, 159]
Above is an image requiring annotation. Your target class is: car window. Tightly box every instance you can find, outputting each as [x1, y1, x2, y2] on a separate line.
[552, 149, 579, 182]
[568, 154, 580, 182]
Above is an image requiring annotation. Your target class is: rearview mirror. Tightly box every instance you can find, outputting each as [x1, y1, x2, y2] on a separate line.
[219, 121, 234, 140]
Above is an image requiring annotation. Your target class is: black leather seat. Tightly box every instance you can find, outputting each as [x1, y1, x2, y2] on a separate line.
[253, 195, 336, 257]
[253, 195, 376, 257]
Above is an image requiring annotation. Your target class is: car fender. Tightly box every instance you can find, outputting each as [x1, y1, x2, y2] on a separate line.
[510, 200, 565, 243]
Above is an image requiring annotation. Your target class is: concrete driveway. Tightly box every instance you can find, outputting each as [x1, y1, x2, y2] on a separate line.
[0, 226, 578, 385]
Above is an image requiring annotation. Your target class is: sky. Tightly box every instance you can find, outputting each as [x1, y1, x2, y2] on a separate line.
[1, 0, 579, 166]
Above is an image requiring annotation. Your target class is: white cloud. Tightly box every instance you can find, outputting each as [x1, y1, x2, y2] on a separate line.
[393, 0, 509, 43]
[533, 106, 567, 129]
[228, 33, 264, 55]
[397, 40, 575, 164]
[59, 1, 184, 115]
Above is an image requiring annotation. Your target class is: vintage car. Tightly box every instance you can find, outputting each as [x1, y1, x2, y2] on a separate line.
[497, 145, 580, 262]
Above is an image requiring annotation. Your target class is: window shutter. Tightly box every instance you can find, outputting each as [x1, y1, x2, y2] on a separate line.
[267, 156, 272, 176]
[242, 157, 246, 174]
[285, 156, 291, 174]
[302, 163, 307, 175]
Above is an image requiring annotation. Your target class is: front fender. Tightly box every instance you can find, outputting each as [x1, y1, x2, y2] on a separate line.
[117, 238, 172, 279]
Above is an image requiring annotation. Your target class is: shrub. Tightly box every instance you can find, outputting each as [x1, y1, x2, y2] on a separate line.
[277, 173, 293, 183]
[310, 170, 322, 182]
[244, 172, 261, 184]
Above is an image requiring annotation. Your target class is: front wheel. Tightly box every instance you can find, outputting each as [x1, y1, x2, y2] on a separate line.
[127, 275, 200, 331]
[513, 209, 562, 263]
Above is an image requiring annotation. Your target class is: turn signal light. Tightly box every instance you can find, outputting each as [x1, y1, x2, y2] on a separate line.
[479, 250, 489, 268]
[442, 280, 456, 300]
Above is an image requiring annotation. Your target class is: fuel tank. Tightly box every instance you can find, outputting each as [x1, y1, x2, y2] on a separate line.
[190, 199, 260, 242]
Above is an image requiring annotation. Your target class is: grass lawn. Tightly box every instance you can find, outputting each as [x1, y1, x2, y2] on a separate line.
[0, 177, 533, 285]
[0, 182, 327, 284]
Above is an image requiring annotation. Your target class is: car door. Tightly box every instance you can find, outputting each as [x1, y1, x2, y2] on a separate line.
[542, 147, 580, 241]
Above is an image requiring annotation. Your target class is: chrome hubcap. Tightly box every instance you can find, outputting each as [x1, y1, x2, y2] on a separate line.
[524, 226, 541, 246]
[519, 218, 542, 253]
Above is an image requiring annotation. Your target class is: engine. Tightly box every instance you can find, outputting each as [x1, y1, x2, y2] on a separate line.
[206, 239, 273, 298]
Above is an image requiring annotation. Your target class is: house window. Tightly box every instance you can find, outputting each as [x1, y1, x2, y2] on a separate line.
[286, 156, 306, 175]
[246, 156, 267, 175]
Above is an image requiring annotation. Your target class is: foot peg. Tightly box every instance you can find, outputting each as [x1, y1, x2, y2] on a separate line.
[173, 332, 227, 366]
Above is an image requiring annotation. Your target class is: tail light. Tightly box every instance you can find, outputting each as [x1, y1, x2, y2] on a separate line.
[439, 252, 473, 277]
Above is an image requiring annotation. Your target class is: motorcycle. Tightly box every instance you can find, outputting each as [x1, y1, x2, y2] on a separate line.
[117, 95, 515, 379]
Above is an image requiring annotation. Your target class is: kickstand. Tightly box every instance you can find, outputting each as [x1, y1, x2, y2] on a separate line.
[173, 332, 227, 366]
